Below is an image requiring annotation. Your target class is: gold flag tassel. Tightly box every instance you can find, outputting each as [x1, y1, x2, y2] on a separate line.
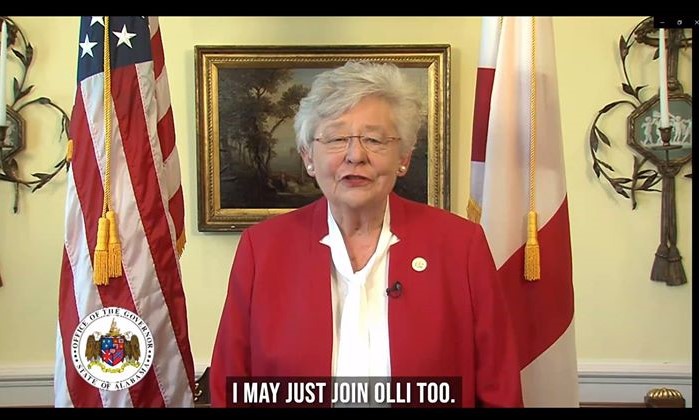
[107, 210, 122, 277]
[524, 17, 541, 281]
[93, 16, 122, 284]
[466, 198, 482, 224]
[93, 216, 110, 285]
[176, 229, 187, 258]
[65, 139, 74, 163]
[103, 16, 122, 279]
[524, 211, 540, 280]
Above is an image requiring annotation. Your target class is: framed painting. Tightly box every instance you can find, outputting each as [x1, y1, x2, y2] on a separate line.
[195, 45, 450, 232]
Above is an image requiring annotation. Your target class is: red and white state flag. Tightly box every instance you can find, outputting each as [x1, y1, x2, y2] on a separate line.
[54, 16, 194, 407]
[469, 16, 579, 407]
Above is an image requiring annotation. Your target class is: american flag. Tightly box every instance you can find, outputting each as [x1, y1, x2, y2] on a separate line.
[468, 17, 579, 407]
[54, 16, 194, 407]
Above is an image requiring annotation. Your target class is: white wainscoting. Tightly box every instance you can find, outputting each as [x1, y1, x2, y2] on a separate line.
[578, 362, 692, 407]
[0, 362, 692, 407]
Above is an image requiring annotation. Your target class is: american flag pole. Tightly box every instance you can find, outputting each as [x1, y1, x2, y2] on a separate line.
[54, 16, 194, 407]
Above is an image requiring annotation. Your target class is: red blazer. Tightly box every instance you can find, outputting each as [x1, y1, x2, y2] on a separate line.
[210, 193, 523, 407]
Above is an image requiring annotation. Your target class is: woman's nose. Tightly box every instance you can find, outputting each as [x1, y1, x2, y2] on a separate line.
[345, 137, 368, 163]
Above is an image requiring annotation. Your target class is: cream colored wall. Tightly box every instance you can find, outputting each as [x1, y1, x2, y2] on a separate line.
[0, 17, 691, 371]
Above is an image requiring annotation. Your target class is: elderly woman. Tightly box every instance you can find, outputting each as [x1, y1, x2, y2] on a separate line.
[210, 61, 522, 408]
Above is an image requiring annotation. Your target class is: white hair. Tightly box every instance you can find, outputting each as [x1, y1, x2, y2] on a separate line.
[294, 61, 423, 155]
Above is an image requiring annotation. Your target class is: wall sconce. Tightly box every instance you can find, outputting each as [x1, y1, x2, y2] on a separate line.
[0, 16, 71, 213]
[588, 17, 692, 286]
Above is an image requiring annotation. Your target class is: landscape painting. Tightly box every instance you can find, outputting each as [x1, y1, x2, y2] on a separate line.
[196, 45, 450, 232]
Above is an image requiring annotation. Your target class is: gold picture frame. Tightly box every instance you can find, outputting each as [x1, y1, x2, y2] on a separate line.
[195, 45, 451, 232]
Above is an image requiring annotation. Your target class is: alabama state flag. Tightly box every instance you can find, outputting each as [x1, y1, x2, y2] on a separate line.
[469, 16, 579, 407]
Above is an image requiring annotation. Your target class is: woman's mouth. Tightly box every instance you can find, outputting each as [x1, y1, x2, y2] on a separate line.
[341, 175, 371, 186]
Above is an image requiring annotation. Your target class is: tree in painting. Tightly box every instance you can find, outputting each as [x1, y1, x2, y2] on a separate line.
[218, 68, 311, 207]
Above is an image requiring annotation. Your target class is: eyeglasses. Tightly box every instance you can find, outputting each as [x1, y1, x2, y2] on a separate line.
[313, 135, 400, 153]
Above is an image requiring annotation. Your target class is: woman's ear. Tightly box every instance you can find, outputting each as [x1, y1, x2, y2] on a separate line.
[397, 151, 413, 177]
[300, 148, 314, 176]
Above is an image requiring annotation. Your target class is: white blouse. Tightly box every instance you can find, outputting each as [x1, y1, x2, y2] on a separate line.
[321, 201, 399, 379]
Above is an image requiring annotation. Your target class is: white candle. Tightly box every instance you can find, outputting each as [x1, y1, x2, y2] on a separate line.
[658, 28, 670, 128]
[0, 20, 7, 127]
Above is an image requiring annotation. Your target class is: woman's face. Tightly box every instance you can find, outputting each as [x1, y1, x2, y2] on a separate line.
[302, 96, 412, 212]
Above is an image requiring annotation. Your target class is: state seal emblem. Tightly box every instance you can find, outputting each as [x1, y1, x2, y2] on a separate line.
[71, 307, 154, 391]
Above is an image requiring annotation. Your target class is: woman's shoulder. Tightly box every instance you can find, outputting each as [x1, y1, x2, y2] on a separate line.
[393, 193, 479, 231]
[244, 197, 323, 237]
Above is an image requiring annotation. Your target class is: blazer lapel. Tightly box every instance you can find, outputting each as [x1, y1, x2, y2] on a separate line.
[303, 198, 334, 376]
[387, 193, 416, 376]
